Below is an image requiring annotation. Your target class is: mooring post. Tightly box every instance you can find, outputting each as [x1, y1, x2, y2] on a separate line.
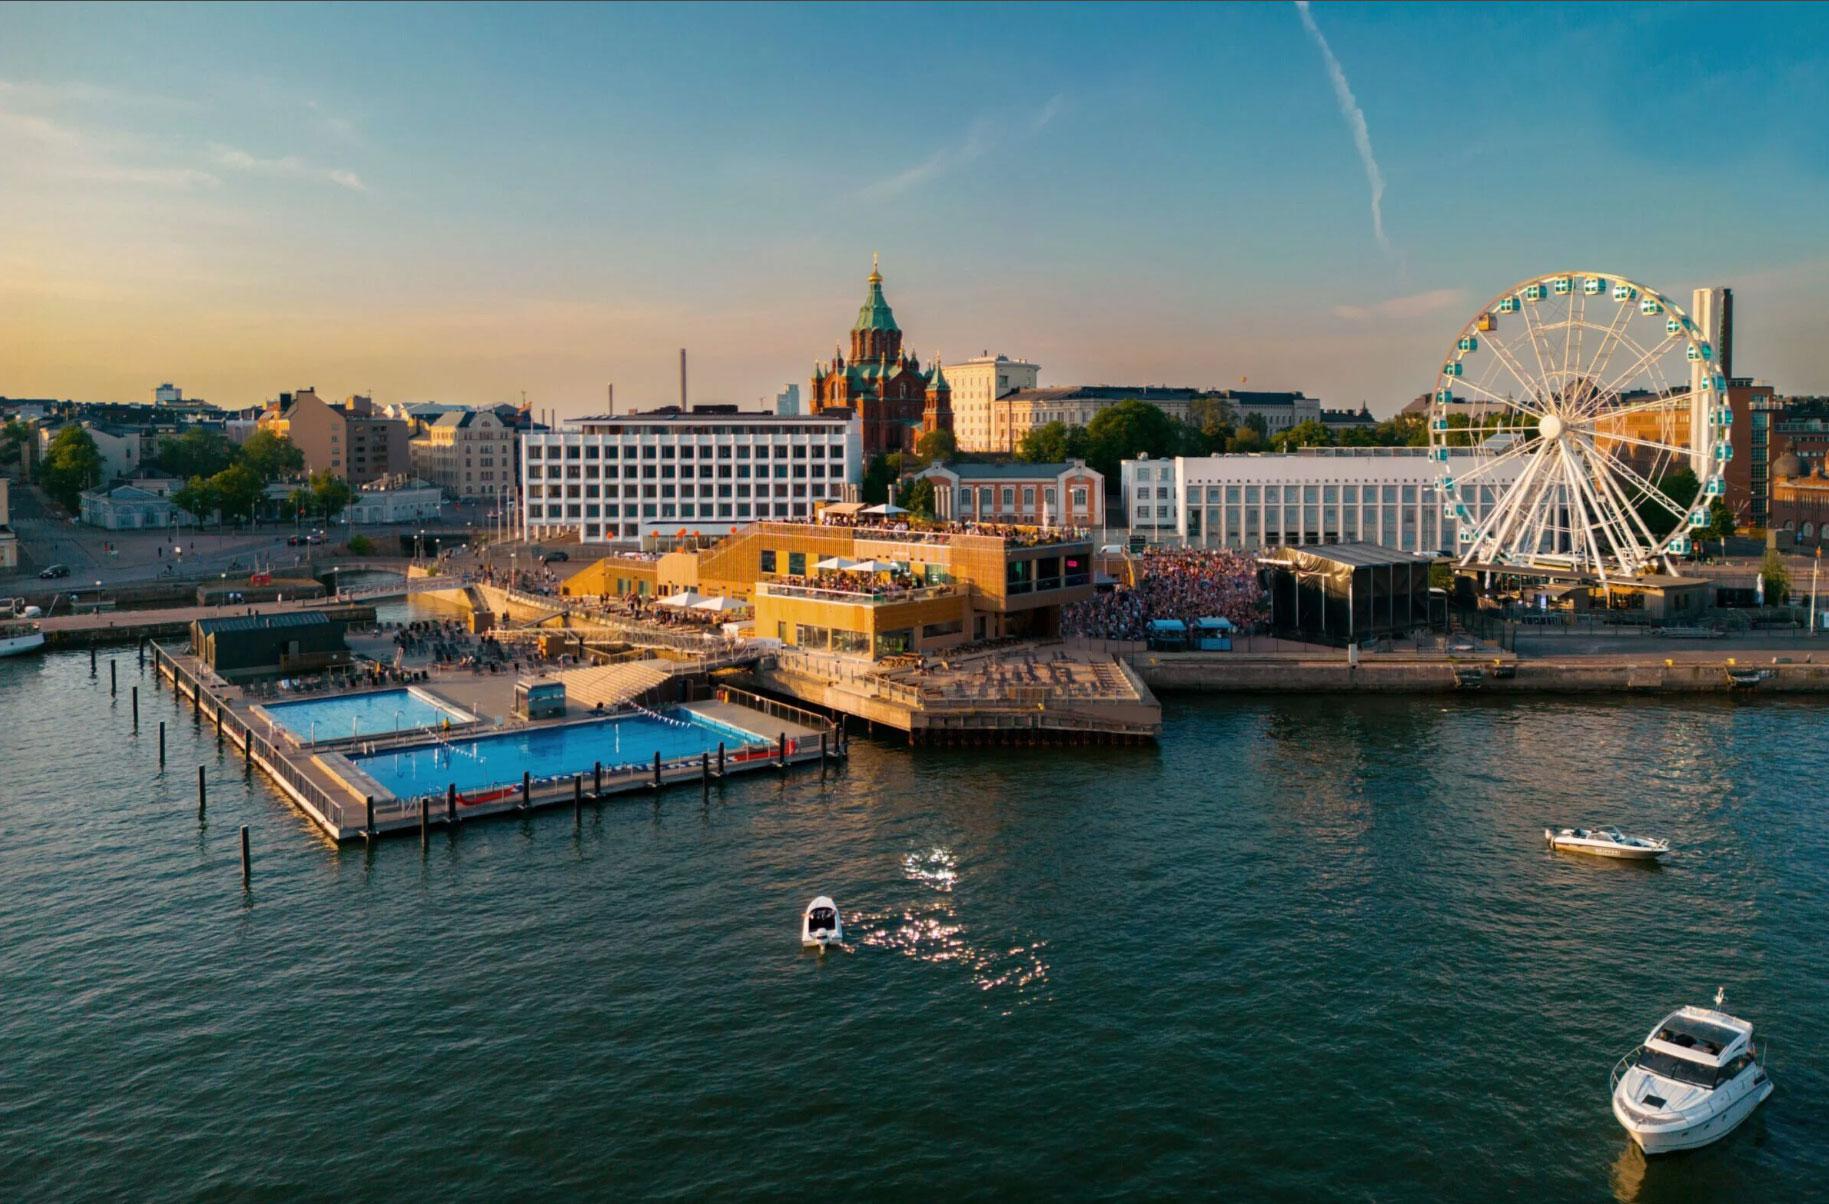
[365, 796, 375, 839]
[520, 770, 531, 811]
[132, 686, 139, 731]
[419, 796, 429, 848]
[110, 659, 117, 696]
[778, 731, 787, 769]
[573, 775, 583, 826]
[717, 741, 725, 777]
[240, 825, 251, 886]
[701, 751, 710, 799]
[594, 761, 602, 798]
[197, 765, 206, 819]
[652, 749, 661, 788]
[158, 720, 166, 767]
[91, 646, 97, 675]
[447, 782, 458, 825]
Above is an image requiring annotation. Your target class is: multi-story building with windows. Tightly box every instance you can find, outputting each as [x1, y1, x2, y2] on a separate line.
[942, 353, 1040, 452]
[258, 389, 410, 485]
[409, 409, 516, 500]
[1122, 448, 1523, 554]
[520, 406, 863, 545]
[916, 460, 1104, 528]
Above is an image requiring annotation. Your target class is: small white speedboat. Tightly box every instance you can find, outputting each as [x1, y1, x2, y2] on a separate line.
[1546, 826, 1669, 860]
[802, 896, 842, 950]
[1611, 993, 1773, 1154]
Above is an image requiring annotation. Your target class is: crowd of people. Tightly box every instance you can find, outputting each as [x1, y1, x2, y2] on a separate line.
[1064, 548, 1264, 642]
[776, 570, 928, 598]
[815, 510, 1089, 548]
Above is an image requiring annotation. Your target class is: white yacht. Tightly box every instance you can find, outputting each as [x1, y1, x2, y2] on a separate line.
[0, 619, 45, 658]
[802, 897, 842, 950]
[1611, 995, 1773, 1154]
[1545, 826, 1669, 860]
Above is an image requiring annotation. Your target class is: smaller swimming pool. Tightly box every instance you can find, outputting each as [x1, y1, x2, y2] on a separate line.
[261, 688, 470, 743]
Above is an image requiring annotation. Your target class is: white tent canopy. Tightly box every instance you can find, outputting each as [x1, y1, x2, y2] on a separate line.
[860, 503, 909, 516]
[657, 590, 704, 607]
[846, 559, 899, 573]
[814, 556, 860, 571]
[691, 595, 749, 613]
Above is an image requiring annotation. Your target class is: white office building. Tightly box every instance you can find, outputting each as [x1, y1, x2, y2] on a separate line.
[1123, 448, 1524, 554]
[521, 407, 863, 544]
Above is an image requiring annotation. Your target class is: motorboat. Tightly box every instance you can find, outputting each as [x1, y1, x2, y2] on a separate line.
[0, 619, 45, 658]
[1545, 826, 1669, 860]
[802, 896, 842, 950]
[1611, 993, 1773, 1154]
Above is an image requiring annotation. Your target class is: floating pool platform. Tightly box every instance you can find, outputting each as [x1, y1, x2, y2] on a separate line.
[152, 644, 844, 844]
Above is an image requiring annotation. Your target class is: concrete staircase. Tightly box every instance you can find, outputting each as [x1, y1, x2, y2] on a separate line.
[557, 660, 672, 711]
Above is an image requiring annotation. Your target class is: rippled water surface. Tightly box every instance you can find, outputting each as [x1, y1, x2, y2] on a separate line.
[2, 633, 1826, 1201]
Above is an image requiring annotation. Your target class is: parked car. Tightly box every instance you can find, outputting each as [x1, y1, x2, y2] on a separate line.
[38, 563, 71, 579]
[285, 535, 303, 546]
[541, 550, 569, 563]
[304, 532, 326, 545]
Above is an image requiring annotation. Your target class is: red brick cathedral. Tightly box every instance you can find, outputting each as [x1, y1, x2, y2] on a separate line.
[810, 257, 952, 457]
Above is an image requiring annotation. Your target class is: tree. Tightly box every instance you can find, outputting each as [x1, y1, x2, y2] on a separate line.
[171, 475, 220, 527]
[239, 429, 306, 481]
[901, 476, 937, 519]
[1084, 399, 1181, 480]
[308, 471, 355, 523]
[914, 428, 956, 466]
[1017, 420, 1090, 464]
[1271, 419, 1334, 452]
[1760, 545, 1791, 605]
[1637, 467, 1699, 541]
[42, 426, 103, 511]
[1702, 498, 1736, 558]
[208, 463, 265, 527]
[155, 429, 235, 481]
[1225, 425, 1266, 454]
[0, 419, 30, 466]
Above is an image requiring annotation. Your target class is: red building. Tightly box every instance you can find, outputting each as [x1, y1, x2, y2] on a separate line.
[811, 258, 951, 457]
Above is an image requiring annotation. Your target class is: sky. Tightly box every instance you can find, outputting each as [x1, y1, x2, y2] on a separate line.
[3, 1, 1828, 419]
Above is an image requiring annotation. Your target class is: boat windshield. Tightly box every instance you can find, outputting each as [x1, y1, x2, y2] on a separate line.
[808, 909, 836, 930]
[1656, 1016, 1740, 1057]
[1636, 1047, 1755, 1090]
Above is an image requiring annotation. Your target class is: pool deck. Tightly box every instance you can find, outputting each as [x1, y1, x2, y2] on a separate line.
[152, 643, 843, 844]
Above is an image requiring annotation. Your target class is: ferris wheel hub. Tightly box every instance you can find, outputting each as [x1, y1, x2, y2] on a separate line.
[1538, 413, 1565, 441]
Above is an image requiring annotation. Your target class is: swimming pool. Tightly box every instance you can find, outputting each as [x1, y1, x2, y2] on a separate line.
[347, 708, 769, 799]
[261, 688, 471, 743]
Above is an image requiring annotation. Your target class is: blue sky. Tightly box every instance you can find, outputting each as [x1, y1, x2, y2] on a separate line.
[3, 2, 1827, 416]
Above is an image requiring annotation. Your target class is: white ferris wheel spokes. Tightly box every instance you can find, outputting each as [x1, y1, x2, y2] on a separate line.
[1427, 272, 1730, 582]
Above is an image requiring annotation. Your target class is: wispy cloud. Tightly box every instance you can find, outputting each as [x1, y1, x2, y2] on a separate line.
[856, 95, 1067, 201]
[1333, 287, 1464, 322]
[209, 144, 368, 192]
[0, 78, 199, 111]
[1294, 2, 1393, 260]
[0, 105, 218, 189]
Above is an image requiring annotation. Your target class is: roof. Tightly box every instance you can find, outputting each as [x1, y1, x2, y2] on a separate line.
[194, 611, 336, 636]
[927, 461, 1092, 481]
[853, 264, 899, 333]
[1259, 541, 1434, 569]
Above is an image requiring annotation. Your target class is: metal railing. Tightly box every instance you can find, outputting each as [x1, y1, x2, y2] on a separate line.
[713, 684, 839, 735]
[757, 582, 959, 605]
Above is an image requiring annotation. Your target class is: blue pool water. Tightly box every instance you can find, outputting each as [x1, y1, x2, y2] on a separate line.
[349, 709, 768, 799]
[263, 688, 467, 741]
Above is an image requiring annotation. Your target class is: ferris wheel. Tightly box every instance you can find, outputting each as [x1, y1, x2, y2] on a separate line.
[1428, 272, 1730, 583]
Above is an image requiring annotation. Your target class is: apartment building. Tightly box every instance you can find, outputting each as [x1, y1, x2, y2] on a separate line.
[409, 408, 516, 500]
[259, 389, 410, 484]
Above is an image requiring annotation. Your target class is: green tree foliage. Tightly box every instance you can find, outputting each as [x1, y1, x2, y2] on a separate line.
[901, 476, 937, 518]
[1225, 424, 1267, 454]
[914, 428, 957, 466]
[1760, 546, 1791, 603]
[308, 471, 355, 522]
[861, 455, 894, 504]
[1270, 419, 1333, 452]
[239, 429, 306, 481]
[1016, 420, 1091, 464]
[1, 419, 30, 465]
[1084, 399, 1182, 480]
[42, 426, 103, 510]
[209, 463, 265, 526]
[1338, 413, 1428, 448]
[171, 475, 220, 526]
[155, 430, 236, 481]
[347, 533, 374, 556]
[1703, 498, 1735, 554]
[1637, 468, 1699, 541]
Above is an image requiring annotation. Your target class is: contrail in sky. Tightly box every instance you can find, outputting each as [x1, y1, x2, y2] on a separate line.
[1294, 1, 1392, 258]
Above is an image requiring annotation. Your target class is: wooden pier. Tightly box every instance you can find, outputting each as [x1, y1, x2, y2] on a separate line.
[150, 644, 841, 844]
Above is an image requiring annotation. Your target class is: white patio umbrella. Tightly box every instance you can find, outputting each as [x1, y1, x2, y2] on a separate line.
[691, 595, 749, 613]
[814, 556, 859, 571]
[860, 503, 909, 516]
[657, 589, 703, 607]
[847, 559, 897, 573]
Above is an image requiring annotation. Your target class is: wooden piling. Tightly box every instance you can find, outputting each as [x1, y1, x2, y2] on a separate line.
[110, 659, 117, 696]
[520, 770, 531, 811]
[419, 796, 429, 847]
[574, 775, 583, 825]
[701, 751, 710, 798]
[239, 825, 250, 885]
[652, 750, 661, 788]
[197, 765, 206, 819]
[594, 761, 602, 798]
[447, 782, 458, 825]
[365, 796, 375, 838]
[131, 686, 139, 731]
[778, 731, 787, 769]
[717, 742, 725, 777]
[158, 720, 166, 767]
[91, 646, 97, 675]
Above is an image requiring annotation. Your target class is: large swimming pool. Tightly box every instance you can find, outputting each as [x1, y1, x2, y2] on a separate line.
[261, 688, 470, 742]
[348, 709, 769, 799]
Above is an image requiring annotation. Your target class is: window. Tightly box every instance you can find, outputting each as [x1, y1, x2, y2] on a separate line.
[788, 551, 806, 576]
[759, 549, 777, 574]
